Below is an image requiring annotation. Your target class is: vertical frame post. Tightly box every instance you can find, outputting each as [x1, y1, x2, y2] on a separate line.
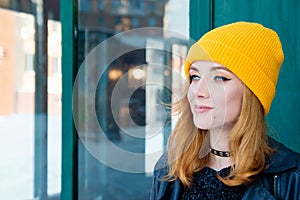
[61, 0, 78, 199]
[34, 0, 48, 198]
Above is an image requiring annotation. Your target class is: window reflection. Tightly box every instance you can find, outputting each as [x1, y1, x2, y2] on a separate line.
[77, 0, 189, 199]
[0, 6, 61, 199]
[0, 9, 35, 200]
[0, 0, 189, 199]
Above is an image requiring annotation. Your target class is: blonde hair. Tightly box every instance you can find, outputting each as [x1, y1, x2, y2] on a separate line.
[166, 86, 273, 187]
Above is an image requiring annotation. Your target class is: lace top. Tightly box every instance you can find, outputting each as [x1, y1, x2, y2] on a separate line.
[181, 167, 247, 200]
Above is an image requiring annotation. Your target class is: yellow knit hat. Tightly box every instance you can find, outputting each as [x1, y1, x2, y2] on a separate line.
[184, 21, 284, 115]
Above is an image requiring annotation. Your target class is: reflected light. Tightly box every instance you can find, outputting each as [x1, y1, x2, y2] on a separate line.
[0, 47, 4, 59]
[109, 69, 123, 80]
[164, 70, 169, 76]
[132, 68, 145, 80]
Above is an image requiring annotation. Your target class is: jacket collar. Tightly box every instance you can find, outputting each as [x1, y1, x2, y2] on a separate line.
[263, 136, 298, 174]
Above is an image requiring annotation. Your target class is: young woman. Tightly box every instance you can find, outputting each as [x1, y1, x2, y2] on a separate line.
[150, 22, 300, 199]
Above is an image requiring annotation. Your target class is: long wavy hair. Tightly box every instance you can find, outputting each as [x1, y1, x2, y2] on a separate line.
[166, 86, 273, 187]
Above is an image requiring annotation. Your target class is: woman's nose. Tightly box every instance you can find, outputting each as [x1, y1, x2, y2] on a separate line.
[192, 79, 210, 99]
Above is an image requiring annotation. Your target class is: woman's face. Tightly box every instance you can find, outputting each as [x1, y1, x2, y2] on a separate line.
[187, 61, 244, 131]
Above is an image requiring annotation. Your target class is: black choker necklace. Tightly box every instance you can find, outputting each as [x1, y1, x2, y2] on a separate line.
[211, 148, 231, 157]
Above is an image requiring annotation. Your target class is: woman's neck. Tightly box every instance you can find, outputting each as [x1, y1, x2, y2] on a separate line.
[206, 153, 231, 171]
[209, 127, 231, 151]
[207, 127, 232, 171]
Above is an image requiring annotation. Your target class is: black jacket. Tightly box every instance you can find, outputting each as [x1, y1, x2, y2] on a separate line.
[150, 138, 300, 200]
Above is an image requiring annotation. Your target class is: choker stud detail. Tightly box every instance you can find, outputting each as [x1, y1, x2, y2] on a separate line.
[211, 148, 231, 157]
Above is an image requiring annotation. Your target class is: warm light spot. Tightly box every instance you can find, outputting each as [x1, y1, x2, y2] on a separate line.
[109, 69, 123, 80]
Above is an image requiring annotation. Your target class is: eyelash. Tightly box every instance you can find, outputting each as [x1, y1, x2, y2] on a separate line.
[190, 75, 200, 81]
[214, 76, 231, 81]
[189, 75, 231, 83]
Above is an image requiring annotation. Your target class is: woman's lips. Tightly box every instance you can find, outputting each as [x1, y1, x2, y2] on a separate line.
[193, 105, 214, 113]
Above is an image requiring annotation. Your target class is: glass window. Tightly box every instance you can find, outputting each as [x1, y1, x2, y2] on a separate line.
[149, 2, 156, 13]
[0, 4, 61, 199]
[76, 0, 189, 199]
[114, 16, 121, 25]
[148, 17, 156, 26]
[98, 16, 104, 26]
[130, 0, 145, 10]
[98, 0, 105, 11]
[0, 0, 190, 199]
[112, 0, 122, 9]
[131, 17, 140, 28]
[79, 0, 92, 13]
[25, 53, 34, 71]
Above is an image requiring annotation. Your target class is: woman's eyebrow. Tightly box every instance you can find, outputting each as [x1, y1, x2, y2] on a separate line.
[210, 66, 230, 72]
[189, 66, 199, 72]
[189, 66, 230, 72]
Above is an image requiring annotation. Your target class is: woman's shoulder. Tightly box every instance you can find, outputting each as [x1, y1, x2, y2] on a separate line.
[153, 152, 170, 177]
[266, 136, 300, 174]
[244, 138, 300, 199]
[151, 152, 183, 200]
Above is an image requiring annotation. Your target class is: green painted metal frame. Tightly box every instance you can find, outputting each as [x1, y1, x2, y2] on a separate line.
[189, 0, 214, 41]
[60, 0, 78, 199]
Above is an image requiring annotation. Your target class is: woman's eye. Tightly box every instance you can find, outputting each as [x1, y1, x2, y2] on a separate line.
[215, 76, 231, 81]
[189, 75, 200, 84]
[190, 75, 200, 81]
